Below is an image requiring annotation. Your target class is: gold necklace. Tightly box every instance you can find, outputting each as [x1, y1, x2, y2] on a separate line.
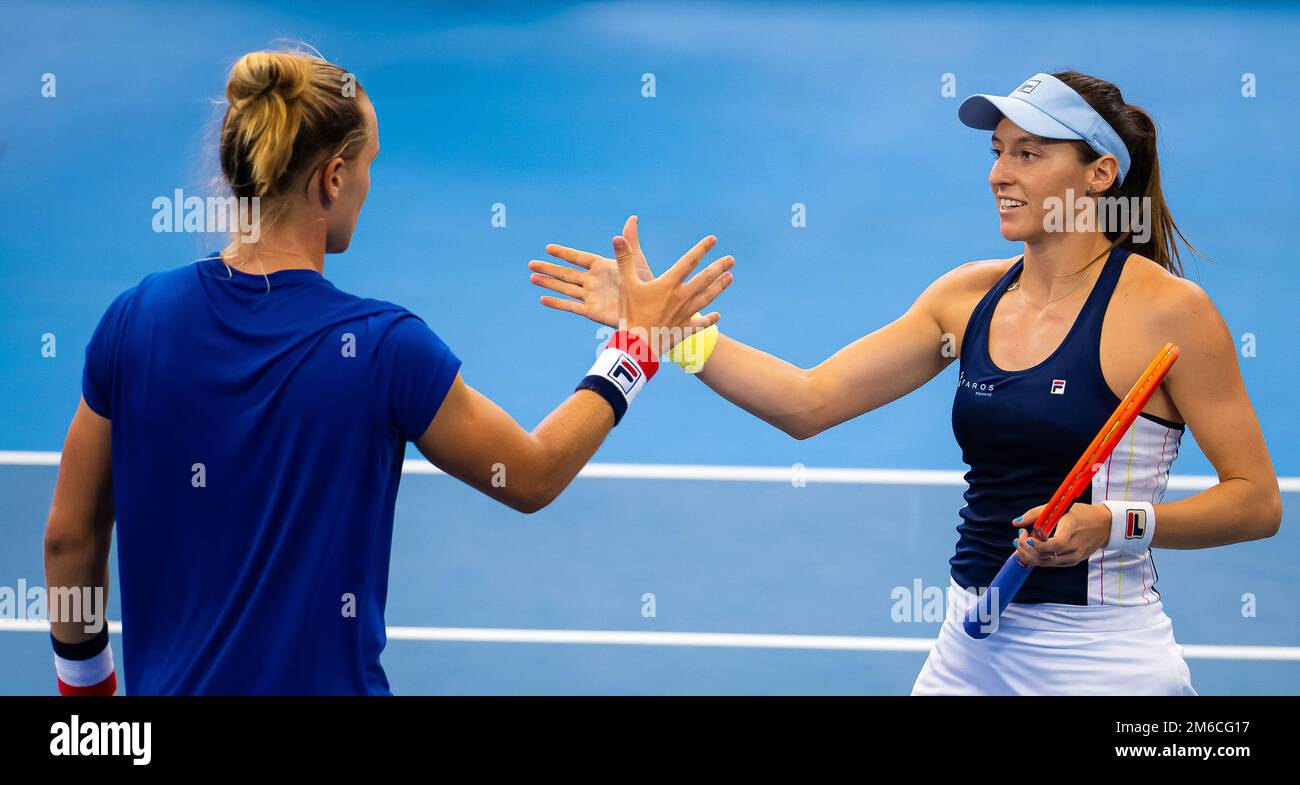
[1008, 252, 1107, 308]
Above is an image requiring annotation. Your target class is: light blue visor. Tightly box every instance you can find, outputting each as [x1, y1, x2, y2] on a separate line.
[959, 72, 1131, 185]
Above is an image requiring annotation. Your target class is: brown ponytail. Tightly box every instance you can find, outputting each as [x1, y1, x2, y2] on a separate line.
[220, 49, 369, 227]
[1052, 70, 1207, 277]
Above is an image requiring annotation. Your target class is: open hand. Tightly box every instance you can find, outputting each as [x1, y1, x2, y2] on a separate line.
[608, 224, 733, 357]
[531, 216, 731, 334]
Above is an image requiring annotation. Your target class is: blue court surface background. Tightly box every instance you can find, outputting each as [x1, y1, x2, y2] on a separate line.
[1, 1, 1297, 694]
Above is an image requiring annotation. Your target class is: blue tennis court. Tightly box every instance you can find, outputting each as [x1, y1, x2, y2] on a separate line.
[1, 1, 1296, 694]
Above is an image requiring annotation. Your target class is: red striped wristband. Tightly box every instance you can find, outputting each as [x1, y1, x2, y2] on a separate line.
[576, 330, 659, 425]
[52, 629, 117, 696]
[607, 329, 659, 380]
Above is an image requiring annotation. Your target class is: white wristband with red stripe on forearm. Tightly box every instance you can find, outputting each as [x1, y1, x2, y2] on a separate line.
[576, 330, 659, 425]
[52, 629, 117, 696]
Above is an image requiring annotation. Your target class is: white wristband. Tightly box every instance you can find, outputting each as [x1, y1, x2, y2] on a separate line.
[1101, 500, 1156, 552]
[576, 336, 658, 426]
[54, 643, 115, 687]
[588, 346, 649, 405]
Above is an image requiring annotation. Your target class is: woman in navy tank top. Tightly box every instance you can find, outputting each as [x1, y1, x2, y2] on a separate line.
[533, 70, 1283, 694]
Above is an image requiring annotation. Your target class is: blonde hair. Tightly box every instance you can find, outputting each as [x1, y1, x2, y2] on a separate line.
[220, 49, 370, 227]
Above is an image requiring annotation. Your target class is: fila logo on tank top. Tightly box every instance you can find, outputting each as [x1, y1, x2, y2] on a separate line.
[950, 247, 1184, 606]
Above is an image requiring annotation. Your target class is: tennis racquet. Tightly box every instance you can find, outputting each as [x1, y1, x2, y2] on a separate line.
[962, 342, 1181, 639]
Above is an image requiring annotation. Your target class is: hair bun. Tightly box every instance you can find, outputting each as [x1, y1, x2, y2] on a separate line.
[227, 51, 311, 105]
[219, 47, 368, 208]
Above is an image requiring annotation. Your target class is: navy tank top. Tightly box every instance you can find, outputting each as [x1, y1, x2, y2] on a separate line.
[950, 246, 1183, 605]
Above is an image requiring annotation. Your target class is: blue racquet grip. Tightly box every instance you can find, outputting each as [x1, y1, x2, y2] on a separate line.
[962, 554, 1034, 639]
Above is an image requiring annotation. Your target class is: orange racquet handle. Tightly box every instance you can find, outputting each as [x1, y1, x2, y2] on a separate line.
[1030, 342, 1180, 540]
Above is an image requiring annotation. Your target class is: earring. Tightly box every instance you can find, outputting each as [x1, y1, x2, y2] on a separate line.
[1086, 186, 1095, 195]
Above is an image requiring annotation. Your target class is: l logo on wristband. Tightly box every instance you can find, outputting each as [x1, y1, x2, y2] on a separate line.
[1124, 508, 1147, 539]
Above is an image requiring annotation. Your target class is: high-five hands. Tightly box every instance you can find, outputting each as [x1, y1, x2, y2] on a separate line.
[531, 216, 734, 354]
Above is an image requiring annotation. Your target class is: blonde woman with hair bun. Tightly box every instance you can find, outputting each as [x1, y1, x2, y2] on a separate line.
[42, 48, 736, 696]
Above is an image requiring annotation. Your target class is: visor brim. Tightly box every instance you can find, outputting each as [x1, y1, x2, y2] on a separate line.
[958, 94, 1082, 141]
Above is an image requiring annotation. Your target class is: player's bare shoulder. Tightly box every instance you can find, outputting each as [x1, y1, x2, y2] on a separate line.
[947, 257, 1017, 289]
[917, 257, 1017, 341]
[1114, 251, 1218, 336]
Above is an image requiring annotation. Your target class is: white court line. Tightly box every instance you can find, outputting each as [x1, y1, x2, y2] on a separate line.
[2, 619, 1297, 661]
[3, 451, 1298, 492]
[1, 619, 123, 634]
[385, 626, 935, 652]
[0, 451, 60, 466]
[5, 453, 1296, 658]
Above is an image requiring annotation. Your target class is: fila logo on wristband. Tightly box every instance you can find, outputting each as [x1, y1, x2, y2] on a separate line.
[1101, 500, 1155, 552]
[609, 356, 641, 394]
[576, 330, 658, 426]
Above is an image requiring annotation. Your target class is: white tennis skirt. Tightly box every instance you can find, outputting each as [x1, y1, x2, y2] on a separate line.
[912, 578, 1197, 696]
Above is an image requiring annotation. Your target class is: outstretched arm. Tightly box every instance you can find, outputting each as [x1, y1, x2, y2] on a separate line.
[692, 301, 952, 439]
[416, 374, 614, 513]
[531, 216, 961, 440]
[421, 232, 734, 512]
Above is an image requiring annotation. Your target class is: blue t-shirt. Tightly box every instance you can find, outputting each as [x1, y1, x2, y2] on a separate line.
[82, 254, 460, 695]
